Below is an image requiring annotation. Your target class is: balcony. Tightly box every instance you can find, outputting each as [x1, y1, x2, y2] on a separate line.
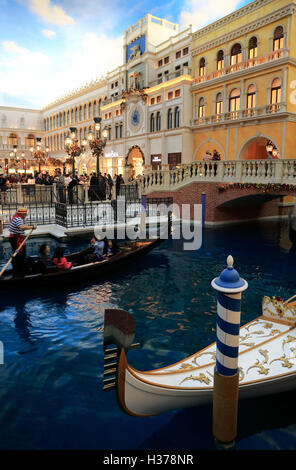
[149, 67, 192, 87]
[192, 102, 286, 127]
[193, 49, 286, 87]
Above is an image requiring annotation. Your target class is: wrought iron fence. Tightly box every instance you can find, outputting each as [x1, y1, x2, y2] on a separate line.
[1, 182, 173, 229]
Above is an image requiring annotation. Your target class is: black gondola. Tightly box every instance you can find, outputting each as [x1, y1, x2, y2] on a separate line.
[0, 237, 166, 290]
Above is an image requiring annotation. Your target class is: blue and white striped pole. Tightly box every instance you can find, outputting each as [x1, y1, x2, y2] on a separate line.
[211, 255, 248, 446]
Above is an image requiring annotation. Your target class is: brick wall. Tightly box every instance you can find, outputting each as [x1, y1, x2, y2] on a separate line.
[148, 182, 292, 224]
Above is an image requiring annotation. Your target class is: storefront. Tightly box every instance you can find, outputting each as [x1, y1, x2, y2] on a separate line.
[151, 154, 162, 170]
[101, 150, 125, 177]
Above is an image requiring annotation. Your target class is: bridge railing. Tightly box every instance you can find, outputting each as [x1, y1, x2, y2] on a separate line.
[139, 159, 296, 194]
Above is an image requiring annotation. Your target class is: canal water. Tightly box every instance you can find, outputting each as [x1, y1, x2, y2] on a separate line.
[0, 220, 295, 450]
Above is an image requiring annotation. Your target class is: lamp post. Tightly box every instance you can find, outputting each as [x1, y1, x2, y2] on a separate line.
[64, 127, 85, 176]
[30, 137, 48, 173]
[88, 117, 108, 177]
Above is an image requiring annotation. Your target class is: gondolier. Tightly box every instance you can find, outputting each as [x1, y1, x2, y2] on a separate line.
[9, 208, 37, 277]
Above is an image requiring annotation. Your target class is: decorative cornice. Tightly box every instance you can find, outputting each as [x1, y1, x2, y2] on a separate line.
[42, 77, 107, 112]
[192, 3, 296, 56]
[192, 0, 284, 41]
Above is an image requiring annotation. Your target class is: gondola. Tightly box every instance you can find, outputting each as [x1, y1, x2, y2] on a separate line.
[102, 295, 296, 417]
[0, 217, 171, 290]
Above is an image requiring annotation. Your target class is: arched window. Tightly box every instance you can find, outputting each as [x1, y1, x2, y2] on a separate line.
[229, 88, 240, 117]
[57, 134, 60, 150]
[248, 37, 258, 59]
[199, 57, 206, 77]
[26, 134, 35, 148]
[93, 100, 97, 117]
[217, 50, 224, 70]
[198, 97, 205, 118]
[88, 102, 92, 119]
[246, 84, 256, 109]
[67, 111, 70, 125]
[79, 106, 82, 122]
[230, 43, 242, 66]
[167, 108, 173, 129]
[174, 107, 180, 128]
[74, 108, 77, 123]
[271, 78, 281, 104]
[273, 26, 284, 51]
[156, 111, 161, 131]
[71, 109, 74, 124]
[8, 133, 18, 148]
[98, 99, 101, 116]
[53, 115, 56, 129]
[150, 113, 155, 132]
[215, 93, 223, 115]
[63, 112, 66, 126]
[84, 104, 87, 120]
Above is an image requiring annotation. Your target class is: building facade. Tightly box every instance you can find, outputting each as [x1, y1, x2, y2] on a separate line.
[1, 0, 296, 178]
[191, 0, 296, 161]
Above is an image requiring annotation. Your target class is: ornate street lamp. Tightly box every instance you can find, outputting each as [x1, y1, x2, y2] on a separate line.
[31, 137, 48, 173]
[64, 127, 85, 176]
[88, 117, 108, 177]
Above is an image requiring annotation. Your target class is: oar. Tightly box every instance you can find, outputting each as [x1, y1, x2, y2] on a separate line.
[0, 228, 34, 278]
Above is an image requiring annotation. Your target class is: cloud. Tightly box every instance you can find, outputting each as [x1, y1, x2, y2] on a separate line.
[27, 0, 75, 26]
[0, 31, 123, 108]
[179, 0, 242, 31]
[42, 29, 56, 39]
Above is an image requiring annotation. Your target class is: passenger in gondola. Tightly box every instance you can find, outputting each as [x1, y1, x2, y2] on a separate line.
[52, 247, 72, 270]
[85, 236, 105, 263]
[39, 244, 56, 271]
[104, 239, 120, 258]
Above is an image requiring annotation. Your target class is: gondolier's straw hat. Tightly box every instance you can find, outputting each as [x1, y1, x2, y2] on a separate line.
[16, 207, 28, 214]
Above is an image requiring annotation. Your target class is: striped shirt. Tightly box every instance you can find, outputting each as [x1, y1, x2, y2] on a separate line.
[9, 216, 25, 236]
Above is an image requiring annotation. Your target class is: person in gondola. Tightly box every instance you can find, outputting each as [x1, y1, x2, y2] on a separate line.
[52, 247, 72, 270]
[104, 239, 120, 258]
[85, 236, 105, 263]
[8, 208, 37, 277]
[39, 244, 56, 271]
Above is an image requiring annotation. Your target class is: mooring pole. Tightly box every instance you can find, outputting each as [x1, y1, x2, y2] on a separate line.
[140, 194, 147, 239]
[211, 255, 248, 448]
[201, 192, 206, 229]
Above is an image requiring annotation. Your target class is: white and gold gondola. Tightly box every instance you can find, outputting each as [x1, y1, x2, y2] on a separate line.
[103, 295, 296, 417]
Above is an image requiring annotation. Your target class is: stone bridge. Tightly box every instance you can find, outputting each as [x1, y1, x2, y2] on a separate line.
[133, 159, 296, 224]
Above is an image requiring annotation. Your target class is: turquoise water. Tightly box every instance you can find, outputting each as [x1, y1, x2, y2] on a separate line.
[0, 220, 295, 450]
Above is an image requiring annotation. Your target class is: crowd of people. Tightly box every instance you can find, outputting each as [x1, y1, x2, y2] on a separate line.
[0, 169, 126, 203]
[7, 207, 121, 277]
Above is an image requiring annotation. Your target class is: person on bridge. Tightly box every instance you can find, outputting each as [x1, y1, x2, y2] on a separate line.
[8, 208, 37, 277]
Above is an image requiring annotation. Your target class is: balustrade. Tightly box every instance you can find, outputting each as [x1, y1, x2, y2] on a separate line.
[136, 159, 296, 194]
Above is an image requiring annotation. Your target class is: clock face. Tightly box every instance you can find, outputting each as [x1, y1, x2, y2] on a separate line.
[131, 109, 140, 127]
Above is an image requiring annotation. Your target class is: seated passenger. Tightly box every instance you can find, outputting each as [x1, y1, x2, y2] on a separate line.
[52, 247, 72, 270]
[85, 236, 105, 263]
[39, 244, 55, 271]
[105, 240, 120, 258]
